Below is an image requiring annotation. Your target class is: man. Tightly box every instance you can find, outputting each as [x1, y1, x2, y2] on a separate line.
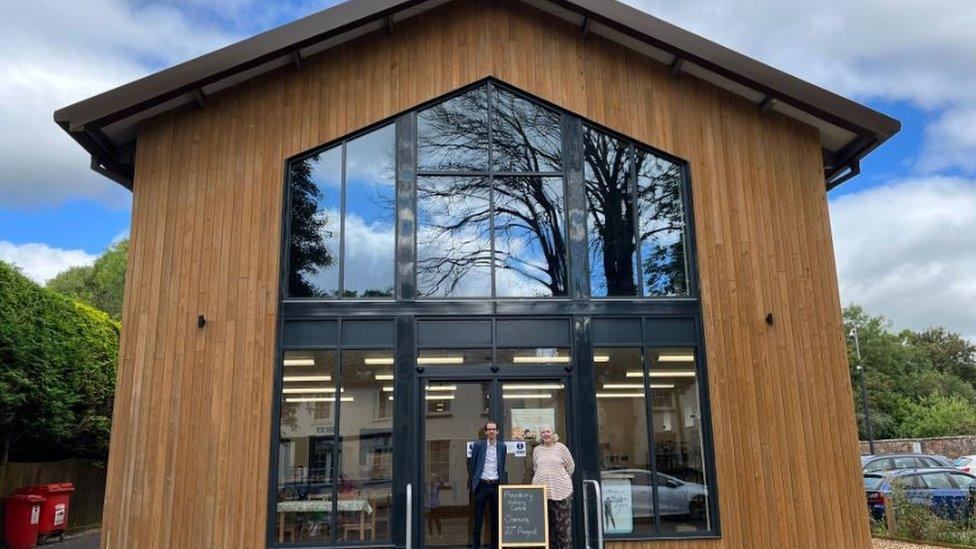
[468, 420, 506, 549]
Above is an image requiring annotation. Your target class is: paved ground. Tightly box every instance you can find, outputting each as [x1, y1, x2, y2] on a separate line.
[873, 537, 940, 548]
[53, 531, 100, 549]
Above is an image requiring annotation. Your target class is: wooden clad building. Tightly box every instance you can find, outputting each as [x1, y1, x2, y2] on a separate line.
[55, 1, 899, 547]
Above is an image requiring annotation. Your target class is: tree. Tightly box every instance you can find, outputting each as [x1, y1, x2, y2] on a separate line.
[47, 239, 129, 320]
[843, 304, 976, 440]
[0, 261, 119, 463]
[901, 396, 976, 438]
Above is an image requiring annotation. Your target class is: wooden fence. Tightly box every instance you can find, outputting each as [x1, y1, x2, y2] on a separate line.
[0, 459, 106, 536]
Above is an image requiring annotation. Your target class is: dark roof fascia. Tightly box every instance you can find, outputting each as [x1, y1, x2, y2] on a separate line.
[54, 0, 900, 189]
[558, 0, 900, 140]
[54, 0, 426, 131]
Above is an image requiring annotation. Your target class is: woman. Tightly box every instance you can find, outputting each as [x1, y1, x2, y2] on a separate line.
[531, 425, 575, 549]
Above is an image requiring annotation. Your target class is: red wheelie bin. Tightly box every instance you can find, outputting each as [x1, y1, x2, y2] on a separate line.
[2, 493, 46, 549]
[14, 483, 75, 543]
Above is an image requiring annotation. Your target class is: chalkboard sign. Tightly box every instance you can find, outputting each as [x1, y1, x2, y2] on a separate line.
[498, 484, 549, 547]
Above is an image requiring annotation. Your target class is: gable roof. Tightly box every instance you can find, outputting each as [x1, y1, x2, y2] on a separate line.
[54, 0, 899, 190]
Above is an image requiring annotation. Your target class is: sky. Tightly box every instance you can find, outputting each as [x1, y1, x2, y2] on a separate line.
[1, 0, 974, 340]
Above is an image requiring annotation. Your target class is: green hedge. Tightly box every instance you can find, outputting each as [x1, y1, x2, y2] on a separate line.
[0, 261, 119, 462]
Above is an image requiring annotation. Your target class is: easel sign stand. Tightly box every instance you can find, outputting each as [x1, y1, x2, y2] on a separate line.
[498, 484, 549, 547]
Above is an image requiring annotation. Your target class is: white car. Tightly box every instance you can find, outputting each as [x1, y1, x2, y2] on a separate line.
[601, 469, 707, 519]
[954, 455, 975, 474]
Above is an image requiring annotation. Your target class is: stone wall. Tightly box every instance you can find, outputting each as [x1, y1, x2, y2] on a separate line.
[860, 436, 976, 458]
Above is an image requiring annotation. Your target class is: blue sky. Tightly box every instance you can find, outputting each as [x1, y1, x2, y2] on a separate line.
[1, 0, 974, 339]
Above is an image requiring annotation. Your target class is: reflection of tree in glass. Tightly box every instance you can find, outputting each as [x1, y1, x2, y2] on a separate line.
[494, 177, 567, 295]
[491, 89, 561, 172]
[416, 85, 567, 296]
[418, 87, 489, 171]
[637, 154, 686, 295]
[584, 128, 636, 296]
[417, 176, 492, 296]
[288, 158, 335, 297]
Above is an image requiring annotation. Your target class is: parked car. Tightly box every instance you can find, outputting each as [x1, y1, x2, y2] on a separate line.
[863, 474, 887, 521]
[863, 469, 976, 521]
[954, 455, 975, 474]
[860, 453, 955, 473]
[602, 469, 707, 520]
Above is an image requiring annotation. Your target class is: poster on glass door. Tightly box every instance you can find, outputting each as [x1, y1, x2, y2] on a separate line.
[508, 408, 555, 444]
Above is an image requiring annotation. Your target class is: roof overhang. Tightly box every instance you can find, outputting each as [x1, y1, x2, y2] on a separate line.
[54, 0, 899, 191]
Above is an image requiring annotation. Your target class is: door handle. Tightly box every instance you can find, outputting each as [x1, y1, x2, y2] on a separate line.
[405, 483, 412, 549]
[583, 479, 604, 548]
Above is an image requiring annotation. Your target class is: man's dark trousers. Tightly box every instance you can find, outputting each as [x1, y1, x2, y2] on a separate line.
[472, 479, 499, 548]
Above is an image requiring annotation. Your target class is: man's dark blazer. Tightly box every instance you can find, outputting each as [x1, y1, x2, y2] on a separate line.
[468, 438, 507, 491]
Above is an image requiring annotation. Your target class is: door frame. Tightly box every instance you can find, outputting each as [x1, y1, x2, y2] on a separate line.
[414, 369, 581, 549]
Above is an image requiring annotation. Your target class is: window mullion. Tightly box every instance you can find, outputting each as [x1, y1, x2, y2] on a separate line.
[642, 329, 663, 534]
[487, 82, 497, 298]
[338, 142, 347, 297]
[631, 144, 643, 297]
[331, 342, 342, 543]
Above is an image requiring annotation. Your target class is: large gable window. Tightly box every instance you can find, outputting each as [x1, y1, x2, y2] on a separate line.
[284, 80, 692, 301]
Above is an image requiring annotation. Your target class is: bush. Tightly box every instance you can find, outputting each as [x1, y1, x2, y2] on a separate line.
[880, 483, 976, 546]
[0, 261, 119, 462]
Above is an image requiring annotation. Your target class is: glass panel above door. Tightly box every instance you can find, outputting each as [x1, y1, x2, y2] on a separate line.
[496, 348, 571, 367]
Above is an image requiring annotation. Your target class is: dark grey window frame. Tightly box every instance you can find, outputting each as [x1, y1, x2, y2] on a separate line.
[282, 78, 697, 302]
[271, 78, 719, 548]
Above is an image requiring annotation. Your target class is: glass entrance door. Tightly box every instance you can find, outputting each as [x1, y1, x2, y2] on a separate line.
[421, 378, 570, 548]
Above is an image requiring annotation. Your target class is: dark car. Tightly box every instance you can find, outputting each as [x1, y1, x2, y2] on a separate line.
[863, 469, 976, 521]
[861, 453, 955, 474]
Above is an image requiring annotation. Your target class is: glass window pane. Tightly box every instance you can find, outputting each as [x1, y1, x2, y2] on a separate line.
[921, 472, 953, 489]
[277, 351, 337, 543]
[337, 350, 394, 542]
[491, 87, 561, 172]
[648, 347, 710, 533]
[343, 125, 396, 298]
[423, 381, 492, 547]
[418, 86, 489, 171]
[494, 176, 568, 297]
[417, 176, 492, 297]
[950, 473, 975, 489]
[288, 147, 341, 297]
[496, 348, 571, 367]
[637, 151, 688, 296]
[417, 349, 493, 368]
[595, 347, 654, 536]
[585, 127, 638, 297]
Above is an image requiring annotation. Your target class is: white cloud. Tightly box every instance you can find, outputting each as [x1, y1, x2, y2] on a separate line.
[830, 177, 976, 341]
[0, 241, 97, 284]
[623, 0, 976, 174]
[0, 0, 242, 208]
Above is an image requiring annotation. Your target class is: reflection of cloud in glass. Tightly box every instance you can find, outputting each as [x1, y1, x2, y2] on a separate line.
[345, 124, 396, 297]
[417, 176, 492, 297]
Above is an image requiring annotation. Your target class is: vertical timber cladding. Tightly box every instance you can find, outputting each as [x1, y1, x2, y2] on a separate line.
[109, 0, 868, 547]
